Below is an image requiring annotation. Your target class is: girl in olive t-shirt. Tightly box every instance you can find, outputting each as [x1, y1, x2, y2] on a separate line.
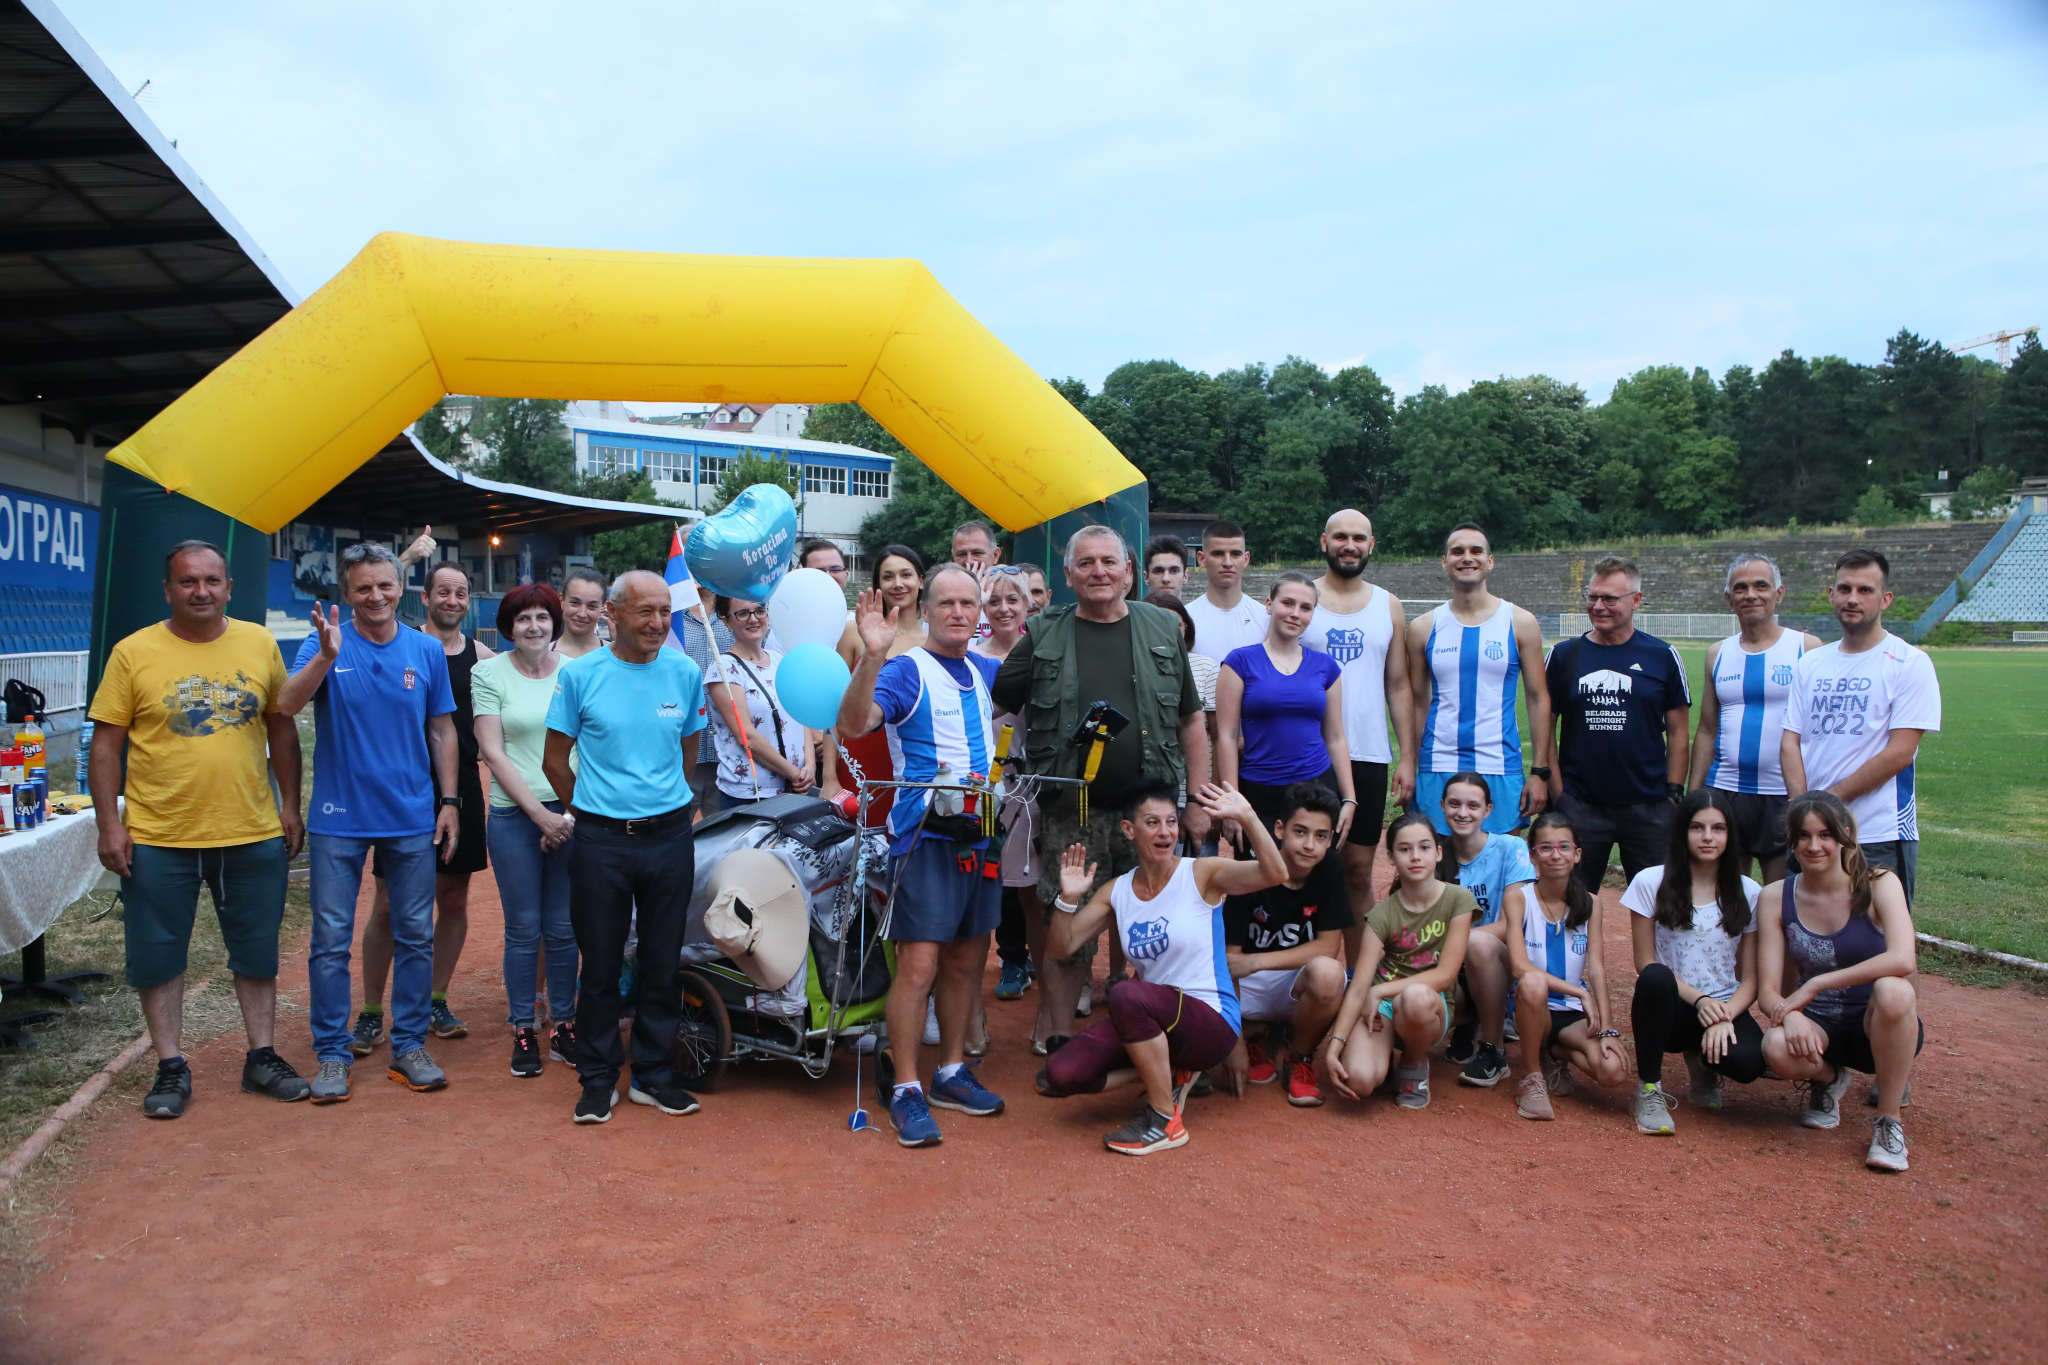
[1325, 811, 1476, 1111]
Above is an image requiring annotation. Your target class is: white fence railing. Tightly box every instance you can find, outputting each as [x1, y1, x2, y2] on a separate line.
[0, 651, 89, 714]
[1543, 612, 1737, 641]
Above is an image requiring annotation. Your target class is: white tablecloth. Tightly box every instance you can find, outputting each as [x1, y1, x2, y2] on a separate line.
[0, 810, 108, 955]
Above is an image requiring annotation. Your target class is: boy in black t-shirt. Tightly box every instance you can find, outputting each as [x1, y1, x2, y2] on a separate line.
[1222, 784, 1353, 1107]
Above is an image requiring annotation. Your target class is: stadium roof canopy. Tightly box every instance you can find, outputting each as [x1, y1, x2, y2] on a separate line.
[0, 0, 667, 533]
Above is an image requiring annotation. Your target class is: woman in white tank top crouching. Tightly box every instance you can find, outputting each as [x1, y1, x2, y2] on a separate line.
[1039, 777, 1288, 1156]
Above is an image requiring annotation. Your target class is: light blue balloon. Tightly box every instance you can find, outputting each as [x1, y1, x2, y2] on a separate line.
[684, 483, 799, 601]
[776, 641, 852, 730]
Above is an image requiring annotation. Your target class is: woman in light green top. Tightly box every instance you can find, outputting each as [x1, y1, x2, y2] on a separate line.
[473, 585, 580, 1079]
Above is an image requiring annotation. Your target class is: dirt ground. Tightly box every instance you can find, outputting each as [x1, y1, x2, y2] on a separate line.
[3, 868, 2043, 1365]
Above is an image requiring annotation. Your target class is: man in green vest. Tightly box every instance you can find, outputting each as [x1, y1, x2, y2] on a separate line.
[992, 525, 1211, 1045]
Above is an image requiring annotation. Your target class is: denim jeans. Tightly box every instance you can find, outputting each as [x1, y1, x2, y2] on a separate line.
[569, 820, 694, 1092]
[309, 832, 436, 1063]
[488, 802, 579, 1028]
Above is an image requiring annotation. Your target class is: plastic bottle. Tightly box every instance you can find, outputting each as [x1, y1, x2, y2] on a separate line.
[19, 715, 45, 778]
[75, 718, 93, 790]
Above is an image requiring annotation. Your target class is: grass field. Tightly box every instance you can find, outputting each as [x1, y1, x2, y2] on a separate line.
[1670, 645, 2047, 960]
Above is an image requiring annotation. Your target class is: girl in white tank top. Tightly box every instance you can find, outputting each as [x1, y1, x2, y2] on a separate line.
[1109, 857, 1241, 1032]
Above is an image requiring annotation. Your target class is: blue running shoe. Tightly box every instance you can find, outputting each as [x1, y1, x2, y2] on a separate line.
[889, 1086, 943, 1147]
[930, 1062, 1005, 1116]
[995, 962, 1028, 1001]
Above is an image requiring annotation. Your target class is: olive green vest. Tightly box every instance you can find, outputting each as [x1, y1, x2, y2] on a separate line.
[1018, 601, 1190, 810]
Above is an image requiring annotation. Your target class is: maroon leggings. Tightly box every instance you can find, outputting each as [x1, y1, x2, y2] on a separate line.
[1038, 979, 1239, 1096]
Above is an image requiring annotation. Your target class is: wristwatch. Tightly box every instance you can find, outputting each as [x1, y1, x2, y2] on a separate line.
[1666, 782, 1687, 802]
[1530, 766, 1552, 781]
[438, 795, 463, 810]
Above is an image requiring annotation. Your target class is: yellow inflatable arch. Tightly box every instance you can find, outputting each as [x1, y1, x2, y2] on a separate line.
[106, 233, 1142, 535]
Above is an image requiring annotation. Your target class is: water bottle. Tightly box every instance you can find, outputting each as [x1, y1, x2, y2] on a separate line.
[75, 718, 93, 791]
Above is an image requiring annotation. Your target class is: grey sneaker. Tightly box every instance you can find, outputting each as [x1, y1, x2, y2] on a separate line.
[1865, 1081, 1911, 1108]
[1394, 1062, 1431, 1110]
[1515, 1071, 1554, 1121]
[1683, 1050, 1723, 1110]
[430, 1001, 468, 1039]
[310, 1058, 351, 1104]
[1866, 1115, 1909, 1172]
[1542, 1046, 1576, 1097]
[1801, 1065, 1855, 1129]
[348, 1010, 384, 1056]
[387, 1046, 448, 1092]
[142, 1062, 190, 1118]
[241, 1048, 311, 1102]
[1634, 1082, 1675, 1135]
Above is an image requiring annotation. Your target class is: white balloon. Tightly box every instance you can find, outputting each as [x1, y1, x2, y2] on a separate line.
[768, 567, 850, 651]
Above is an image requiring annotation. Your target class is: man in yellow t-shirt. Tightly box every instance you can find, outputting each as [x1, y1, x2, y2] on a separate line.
[87, 539, 310, 1118]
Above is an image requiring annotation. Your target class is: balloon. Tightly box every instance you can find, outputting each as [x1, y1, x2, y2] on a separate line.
[768, 567, 849, 651]
[684, 484, 799, 602]
[104, 233, 1142, 537]
[776, 642, 852, 730]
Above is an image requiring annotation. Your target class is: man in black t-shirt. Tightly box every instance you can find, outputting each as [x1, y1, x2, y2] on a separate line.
[1543, 555, 1692, 898]
[1221, 785, 1352, 1108]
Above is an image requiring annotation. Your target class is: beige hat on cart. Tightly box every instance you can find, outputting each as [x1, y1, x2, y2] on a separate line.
[702, 848, 810, 991]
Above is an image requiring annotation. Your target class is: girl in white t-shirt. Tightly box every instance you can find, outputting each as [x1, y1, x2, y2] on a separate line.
[705, 595, 815, 811]
[1622, 789, 1765, 1136]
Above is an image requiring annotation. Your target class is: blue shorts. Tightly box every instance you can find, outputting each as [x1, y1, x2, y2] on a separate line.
[1413, 771, 1526, 835]
[886, 839, 1002, 944]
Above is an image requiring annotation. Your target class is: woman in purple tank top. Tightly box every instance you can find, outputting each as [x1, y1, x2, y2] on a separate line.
[1757, 790, 1921, 1174]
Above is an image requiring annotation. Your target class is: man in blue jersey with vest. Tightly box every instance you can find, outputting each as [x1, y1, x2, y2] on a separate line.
[1404, 522, 1554, 834]
[839, 563, 1008, 1148]
[1687, 553, 1823, 884]
[1545, 555, 1692, 899]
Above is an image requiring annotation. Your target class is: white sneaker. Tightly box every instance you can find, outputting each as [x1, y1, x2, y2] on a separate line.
[1076, 979, 1093, 1018]
[1866, 1115, 1909, 1172]
[921, 997, 940, 1047]
[1634, 1082, 1675, 1135]
[1801, 1065, 1856, 1129]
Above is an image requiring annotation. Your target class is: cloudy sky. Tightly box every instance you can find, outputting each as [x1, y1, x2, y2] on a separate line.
[57, 0, 2048, 402]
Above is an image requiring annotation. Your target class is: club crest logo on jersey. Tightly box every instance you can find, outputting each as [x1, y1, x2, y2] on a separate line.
[1127, 917, 1169, 961]
[1577, 668, 1633, 695]
[1772, 664, 1795, 686]
[401, 667, 417, 691]
[1484, 639, 1505, 661]
[1324, 627, 1365, 665]
[1570, 928, 1590, 955]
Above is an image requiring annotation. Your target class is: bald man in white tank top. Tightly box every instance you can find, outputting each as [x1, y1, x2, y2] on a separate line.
[1304, 510, 1415, 960]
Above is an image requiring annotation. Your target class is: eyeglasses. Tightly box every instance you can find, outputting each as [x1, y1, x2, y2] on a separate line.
[984, 564, 1028, 578]
[1531, 842, 1577, 856]
[727, 607, 768, 622]
[817, 564, 849, 577]
[1584, 593, 1637, 606]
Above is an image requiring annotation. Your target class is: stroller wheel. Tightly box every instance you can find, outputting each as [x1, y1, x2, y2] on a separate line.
[671, 968, 731, 1093]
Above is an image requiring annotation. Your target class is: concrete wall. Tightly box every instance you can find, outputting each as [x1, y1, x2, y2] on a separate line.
[1189, 523, 2001, 615]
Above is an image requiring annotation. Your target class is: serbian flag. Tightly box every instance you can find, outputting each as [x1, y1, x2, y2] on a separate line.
[664, 524, 695, 652]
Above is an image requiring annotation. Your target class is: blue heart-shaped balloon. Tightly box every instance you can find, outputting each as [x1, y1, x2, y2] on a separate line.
[684, 483, 800, 602]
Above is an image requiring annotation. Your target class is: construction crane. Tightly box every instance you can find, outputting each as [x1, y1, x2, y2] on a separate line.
[1957, 326, 2041, 366]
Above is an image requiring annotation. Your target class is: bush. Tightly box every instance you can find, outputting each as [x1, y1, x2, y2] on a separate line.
[1851, 484, 1908, 527]
[1951, 465, 2016, 520]
[1922, 621, 1977, 647]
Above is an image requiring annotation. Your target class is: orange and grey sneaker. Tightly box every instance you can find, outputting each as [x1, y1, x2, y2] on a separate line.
[1285, 1056, 1324, 1107]
[1103, 1103, 1189, 1156]
[1245, 1041, 1277, 1085]
[1170, 1070, 1199, 1118]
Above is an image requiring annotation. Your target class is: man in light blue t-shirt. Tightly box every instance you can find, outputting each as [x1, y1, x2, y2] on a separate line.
[280, 542, 459, 1103]
[543, 569, 710, 1126]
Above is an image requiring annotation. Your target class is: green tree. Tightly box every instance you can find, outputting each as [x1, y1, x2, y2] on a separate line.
[1950, 464, 2016, 520]
[1327, 363, 1398, 509]
[1736, 351, 1876, 524]
[1851, 483, 1907, 527]
[1592, 365, 1742, 534]
[413, 396, 473, 463]
[470, 397, 576, 491]
[1991, 331, 2048, 475]
[583, 470, 688, 576]
[803, 403, 979, 566]
[1381, 381, 1593, 554]
[1873, 329, 1977, 486]
[1233, 418, 1331, 560]
[704, 448, 802, 516]
[1081, 361, 1229, 513]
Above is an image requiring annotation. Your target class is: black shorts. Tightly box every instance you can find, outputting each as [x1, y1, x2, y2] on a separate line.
[371, 764, 489, 879]
[1717, 789, 1790, 862]
[1347, 761, 1388, 848]
[1816, 1007, 1924, 1076]
[1548, 1008, 1589, 1038]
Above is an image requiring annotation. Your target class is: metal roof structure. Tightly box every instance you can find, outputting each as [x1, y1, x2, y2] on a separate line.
[0, 0, 667, 534]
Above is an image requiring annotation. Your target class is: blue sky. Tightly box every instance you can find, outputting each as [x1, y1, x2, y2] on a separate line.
[59, 0, 2048, 402]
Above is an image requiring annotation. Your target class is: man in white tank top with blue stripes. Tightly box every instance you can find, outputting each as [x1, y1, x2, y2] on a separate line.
[838, 564, 1007, 1148]
[1304, 508, 1415, 956]
[1686, 552, 1822, 883]
[1404, 522, 1555, 836]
